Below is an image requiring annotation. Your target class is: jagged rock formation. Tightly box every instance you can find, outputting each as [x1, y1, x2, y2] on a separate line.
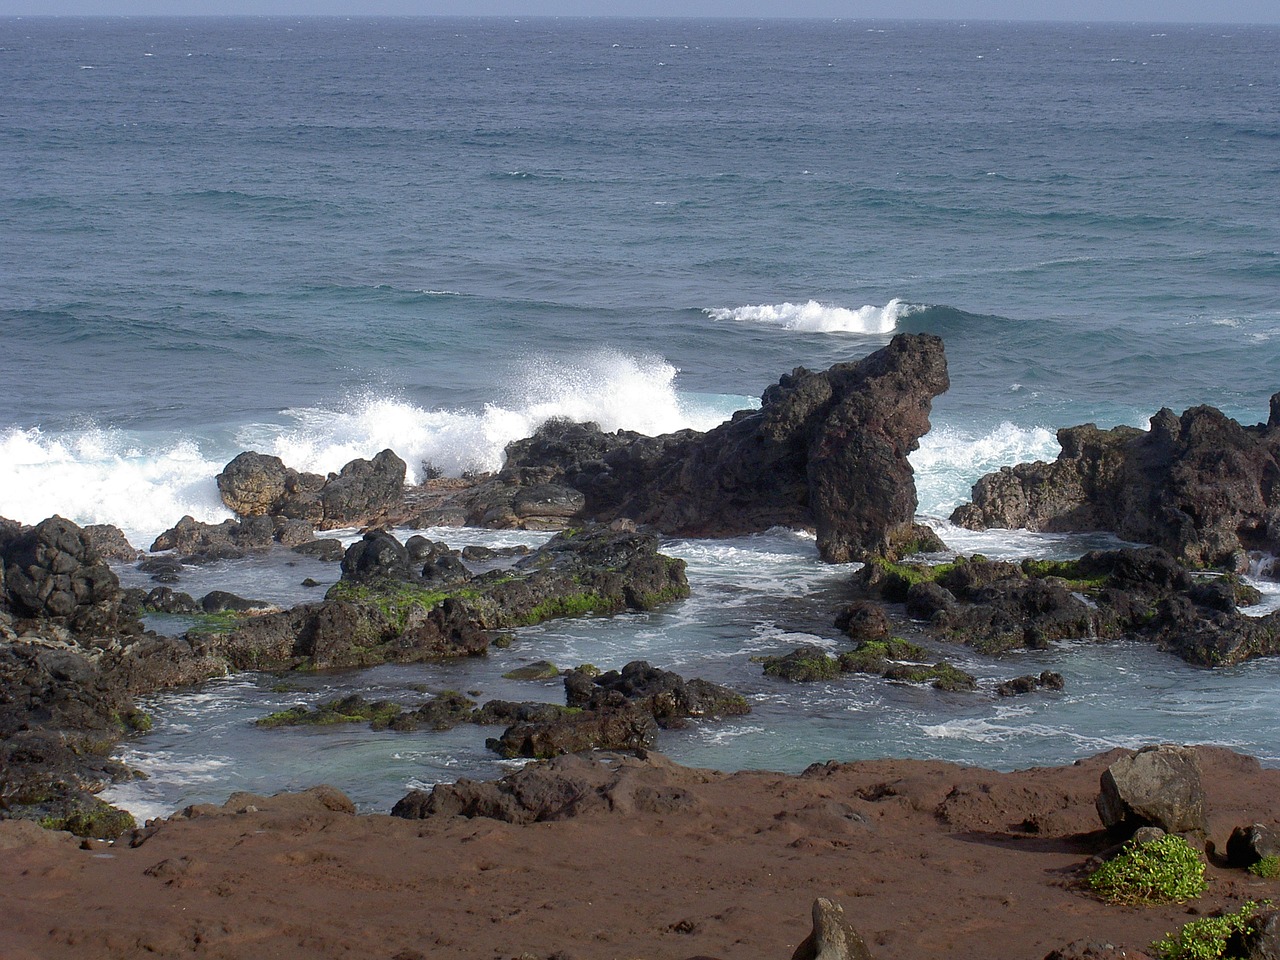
[411, 334, 949, 562]
[951, 399, 1280, 570]
[852, 547, 1280, 667]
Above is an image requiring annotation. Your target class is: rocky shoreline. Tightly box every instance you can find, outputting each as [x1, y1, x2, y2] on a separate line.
[3, 333, 1280, 957]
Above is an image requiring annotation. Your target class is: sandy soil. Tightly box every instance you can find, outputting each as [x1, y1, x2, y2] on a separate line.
[3, 746, 1277, 960]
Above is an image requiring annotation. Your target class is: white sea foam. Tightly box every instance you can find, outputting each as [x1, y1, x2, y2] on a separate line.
[0, 427, 232, 550]
[257, 349, 749, 481]
[0, 351, 751, 548]
[910, 421, 1059, 517]
[704, 298, 917, 334]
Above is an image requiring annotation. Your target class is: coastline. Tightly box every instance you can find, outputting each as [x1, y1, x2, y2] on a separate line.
[7, 746, 1277, 960]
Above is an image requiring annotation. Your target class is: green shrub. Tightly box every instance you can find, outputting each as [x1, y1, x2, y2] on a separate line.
[1087, 834, 1207, 905]
[1152, 901, 1263, 960]
[1249, 856, 1280, 879]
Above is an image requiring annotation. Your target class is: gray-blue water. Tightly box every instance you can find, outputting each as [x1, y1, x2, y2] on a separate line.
[1, 17, 1278, 815]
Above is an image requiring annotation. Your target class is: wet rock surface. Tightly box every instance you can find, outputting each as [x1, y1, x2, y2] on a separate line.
[852, 548, 1280, 667]
[212, 524, 690, 672]
[951, 397, 1280, 569]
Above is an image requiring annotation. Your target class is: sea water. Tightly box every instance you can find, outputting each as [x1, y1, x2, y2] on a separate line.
[1, 17, 1278, 815]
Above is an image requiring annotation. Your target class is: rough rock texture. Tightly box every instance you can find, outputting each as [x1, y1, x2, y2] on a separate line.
[951, 398, 1280, 569]
[791, 897, 876, 960]
[216, 448, 406, 529]
[1226, 823, 1280, 868]
[563, 660, 751, 729]
[485, 700, 659, 759]
[1240, 908, 1280, 960]
[393, 749, 717, 824]
[149, 514, 315, 562]
[213, 525, 690, 672]
[853, 548, 1280, 667]
[1096, 744, 1208, 837]
[2, 516, 132, 635]
[411, 334, 949, 562]
[0, 517, 228, 838]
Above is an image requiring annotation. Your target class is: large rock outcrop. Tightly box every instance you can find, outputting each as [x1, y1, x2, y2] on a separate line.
[0, 516, 226, 838]
[853, 547, 1280, 667]
[951, 399, 1280, 569]
[432, 334, 948, 562]
[212, 524, 690, 672]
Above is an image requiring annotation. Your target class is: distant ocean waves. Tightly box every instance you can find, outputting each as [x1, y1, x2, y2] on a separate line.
[705, 298, 919, 334]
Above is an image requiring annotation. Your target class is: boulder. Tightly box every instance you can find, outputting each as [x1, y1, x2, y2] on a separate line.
[392, 750, 717, 824]
[996, 671, 1065, 697]
[82, 523, 140, 561]
[1, 515, 131, 635]
[565, 660, 750, 728]
[1238, 907, 1280, 960]
[952, 398, 1280, 569]
[485, 700, 658, 759]
[791, 897, 875, 960]
[1096, 744, 1207, 837]
[1226, 823, 1280, 868]
[216, 448, 405, 528]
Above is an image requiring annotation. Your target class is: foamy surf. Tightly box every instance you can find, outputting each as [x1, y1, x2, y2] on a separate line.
[256, 350, 756, 481]
[705, 298, 917, 334]
[910, 421, 1059, 517]
[0, 426, 233, 550]
[0, 350, 756, 549]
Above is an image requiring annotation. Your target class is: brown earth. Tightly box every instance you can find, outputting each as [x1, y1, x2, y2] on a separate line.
[3, 746, 1277, 960]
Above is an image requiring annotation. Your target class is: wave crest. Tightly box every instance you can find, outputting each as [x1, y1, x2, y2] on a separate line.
[705, 298, 917, 334]
[258, 349, 753, 481]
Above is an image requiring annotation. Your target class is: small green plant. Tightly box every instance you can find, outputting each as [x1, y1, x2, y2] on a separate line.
[1087, 834, 1208, 905]
[1152, 901, 1263, 960]
[1249, 856, 1280, 879]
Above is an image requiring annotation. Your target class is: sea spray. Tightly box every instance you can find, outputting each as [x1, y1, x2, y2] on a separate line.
[0, 426, 232, 550]
[910, 421, 1059, 518]
[256, 350, 756, 482]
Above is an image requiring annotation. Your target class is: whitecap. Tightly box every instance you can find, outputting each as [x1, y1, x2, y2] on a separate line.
[256, 349, 749, 482]
[704, 298, 917, 334]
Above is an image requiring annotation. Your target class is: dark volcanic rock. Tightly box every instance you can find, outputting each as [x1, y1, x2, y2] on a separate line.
[563, 660, 750, 729]
[996, 671, 1065, 697]
[216, 448, 406, 528]
[1226, 823, 1280, 868]
[214, 525, 689, 672]
[461, 334, 949, 561]
[0, 516, 228, 837]
[1096, 744, 1208, 837]
[82, 524, 140, 561]
[952, 398, 1280, 569]
[486, 700, 658, 759]
[853, 548, 1280, 667]
[2, 516, 131, 635]
[392, 750, 716, 824]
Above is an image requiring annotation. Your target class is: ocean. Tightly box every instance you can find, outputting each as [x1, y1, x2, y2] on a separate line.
[2, 16, 1278, 817]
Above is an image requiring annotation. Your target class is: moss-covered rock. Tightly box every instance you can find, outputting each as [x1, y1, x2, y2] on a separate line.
[761, 646, 841, 682]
